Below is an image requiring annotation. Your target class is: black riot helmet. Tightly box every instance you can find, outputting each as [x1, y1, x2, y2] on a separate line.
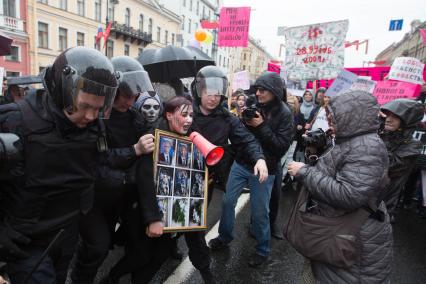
[192, 65, 228, 104]
[49, 46, 118, 119]
[111, 56, 155, 97]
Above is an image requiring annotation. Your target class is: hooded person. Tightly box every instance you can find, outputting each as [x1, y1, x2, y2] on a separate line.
[379, 99, 424, 221]
[209, 71, 293, 266]
[134, 91, 163, 132]
[288, 90, 393, 283]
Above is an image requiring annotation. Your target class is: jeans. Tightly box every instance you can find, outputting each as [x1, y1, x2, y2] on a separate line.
[218, 161, 275, 256]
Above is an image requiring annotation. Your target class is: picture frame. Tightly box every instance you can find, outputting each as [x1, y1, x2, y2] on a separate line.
[153, 129, 208, 232]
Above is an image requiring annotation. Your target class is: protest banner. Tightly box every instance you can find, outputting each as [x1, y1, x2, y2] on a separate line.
[232, 70, 250, 91]
[287, 89, 305, 97]
[0, 67, 4, 95]
[325, 69, 358, 97]
[284, 20, 349, 81]
[349, 77, 377, 94]
[311, 108, 329, 132]
[267, 62, 280, 74]
[373, 81, 419, 105]
[218, 7, 251, 47]
[389, 57, 424, 85]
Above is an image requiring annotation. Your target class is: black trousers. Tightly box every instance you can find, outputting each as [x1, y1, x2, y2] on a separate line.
[71, 188, 123, 284]
[269, 162, 283, 225]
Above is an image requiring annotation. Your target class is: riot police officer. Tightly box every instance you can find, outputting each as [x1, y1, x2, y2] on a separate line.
[71, 56, 155, 284]
[0, 47, 118, 284]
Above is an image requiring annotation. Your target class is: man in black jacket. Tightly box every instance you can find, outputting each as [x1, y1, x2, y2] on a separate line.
[190, 66, 268, 205]
[71, 56, 156, 284]
[0, 47, 118, 284]
[209, 72, 293, 267]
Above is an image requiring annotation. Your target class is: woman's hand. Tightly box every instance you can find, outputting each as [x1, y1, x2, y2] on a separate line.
[146, 221, 164, 238]
[288, 161, 306, 177]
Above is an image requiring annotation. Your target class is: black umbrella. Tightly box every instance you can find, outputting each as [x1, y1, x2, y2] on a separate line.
[0, 33, 13, 56]
[136, 45, 215, 83]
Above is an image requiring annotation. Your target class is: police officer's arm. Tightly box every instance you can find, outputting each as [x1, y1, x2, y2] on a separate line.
[228, 115, 265, 164]
[250, 108, 294, 157]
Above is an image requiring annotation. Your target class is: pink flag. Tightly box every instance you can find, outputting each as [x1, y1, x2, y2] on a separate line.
[420, 29, 426, 45]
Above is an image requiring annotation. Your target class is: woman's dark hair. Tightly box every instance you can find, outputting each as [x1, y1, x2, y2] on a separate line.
[163, 96, 192, 118]
[236, 93, 246, 101]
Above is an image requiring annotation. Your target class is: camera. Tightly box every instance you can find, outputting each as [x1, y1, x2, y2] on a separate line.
[303, 128, 332, 165]
[241, 94, 259, 122]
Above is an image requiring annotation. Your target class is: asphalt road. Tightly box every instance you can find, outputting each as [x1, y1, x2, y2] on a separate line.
[73, 183, 426, 284]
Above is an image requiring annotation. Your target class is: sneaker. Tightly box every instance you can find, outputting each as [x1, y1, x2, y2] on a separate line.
[248, 253, 268, 267]
[270, 222, 284, 240]
[200, 269, 217, 284]
[208, 237, 228, 251]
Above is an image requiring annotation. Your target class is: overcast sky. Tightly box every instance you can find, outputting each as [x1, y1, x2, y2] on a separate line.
[222, 0, 426, 67]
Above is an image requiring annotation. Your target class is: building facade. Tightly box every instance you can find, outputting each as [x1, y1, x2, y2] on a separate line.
[239, 36, 275, 81]
[0, 0, 30, 77]
[28, 0, 180, 75]
[375, 20, 426, 65]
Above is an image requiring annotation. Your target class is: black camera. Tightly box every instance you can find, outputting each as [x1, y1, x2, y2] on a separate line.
[303, 128, 332, 165]
[241, 94, 259, 122]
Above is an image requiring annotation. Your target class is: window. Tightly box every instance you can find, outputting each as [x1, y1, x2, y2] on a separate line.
[94, 0, 101, 22]
[188, 19, 191, 33]
[243, 65, 246, 70]
[6, 71, 20, 77]
[227, 58, 230, 67]
[59, 0, 67, 10]
[107, 5, 114, 21]
[164, 30, 168, 45]
[195, 23, 198, 31]
[5, 46, 19, 61]
[77, 0, 85, 16]
[94, 36, 100, 50]
[106, 40, 114, 58]
[202, 6, 205, 18]
[218, 55, 222, 66]
[37, 0, 47, 4]
[148, 18, 153, 34]
[183, 0, 186, 7]
[138, 48, 143, 56]
[125, 8, 130, 27]
[139, 14, 144, 32]
[171, 33, 175, 46]
[243, 53, 246, 60]
[77, 32, 84, 46]
[181, 15, 185, 30]
[189, 0, 192, 11]
[38, 22, 48, 48]
[124, 44, 130, 56]
[58, 27, 68, 51]
[157, 27, 161, 42]
[4, 0, 16, 17]
[196, 1, 199, 15]
[208, 10, 211, 21]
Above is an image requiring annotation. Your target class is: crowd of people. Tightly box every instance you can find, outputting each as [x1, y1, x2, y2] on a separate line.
[0, 45, 425, 284]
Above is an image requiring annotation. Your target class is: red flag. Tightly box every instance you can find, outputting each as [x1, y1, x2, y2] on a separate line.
[200, 20, 219, 29]
[103, 22, 112, 48]
[95, 27, 103, 44]
[420, 29, 426, 45]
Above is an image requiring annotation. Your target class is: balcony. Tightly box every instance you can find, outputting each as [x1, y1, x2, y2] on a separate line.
[0, 15, 24, 32]
[111, 21, 152, 46]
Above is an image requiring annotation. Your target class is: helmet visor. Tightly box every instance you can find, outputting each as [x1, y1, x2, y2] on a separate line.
[118, 70, 155, 97]
[64, 75, 118, 119]
[196, 77, 228, 97]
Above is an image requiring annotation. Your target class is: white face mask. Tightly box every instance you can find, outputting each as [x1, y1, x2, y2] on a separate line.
[141, 98, 160, 123]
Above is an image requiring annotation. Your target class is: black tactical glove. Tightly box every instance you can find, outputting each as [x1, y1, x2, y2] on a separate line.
[0, 223, 30, 261]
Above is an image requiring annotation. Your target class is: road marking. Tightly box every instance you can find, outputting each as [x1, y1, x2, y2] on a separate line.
[164, 193, 251, 284]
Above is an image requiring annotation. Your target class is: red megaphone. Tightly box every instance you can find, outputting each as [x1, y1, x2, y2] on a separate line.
[189, 131, 224, 166]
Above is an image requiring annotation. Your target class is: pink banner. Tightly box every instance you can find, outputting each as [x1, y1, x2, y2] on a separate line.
[267, 62, 281, 74]
[420, 29, 426, 45]
[218, 7, 251, 47]
[373, 81, 419, 105]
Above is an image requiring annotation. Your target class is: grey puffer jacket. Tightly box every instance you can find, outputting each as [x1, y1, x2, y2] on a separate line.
[296, 91, 393, 283]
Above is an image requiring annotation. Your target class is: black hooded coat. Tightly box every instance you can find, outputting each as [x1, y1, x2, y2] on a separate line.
[380, 99, 424, 213]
